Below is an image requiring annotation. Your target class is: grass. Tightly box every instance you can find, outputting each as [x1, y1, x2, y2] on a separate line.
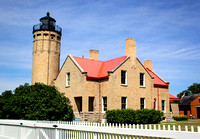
[99, 119, 200, 132]
[160, 119, 200, 132]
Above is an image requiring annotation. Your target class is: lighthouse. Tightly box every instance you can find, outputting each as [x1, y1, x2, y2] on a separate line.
[32, 12, 62, 85]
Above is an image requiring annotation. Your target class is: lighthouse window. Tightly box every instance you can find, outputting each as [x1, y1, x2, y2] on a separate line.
[37, 33, 41, 36]
[43, 33, 48, 36]
[57, 36, 60, 41]
[33, 35, 35, 39]
[51, 34, 55, 39]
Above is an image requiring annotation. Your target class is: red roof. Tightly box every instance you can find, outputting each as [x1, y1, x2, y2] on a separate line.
[146, 68, 169, 88]
[169, 94, 180, 102]
[73, 56, 127, 80]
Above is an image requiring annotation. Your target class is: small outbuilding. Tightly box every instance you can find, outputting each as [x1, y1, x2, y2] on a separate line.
[179, 94, 200, 119]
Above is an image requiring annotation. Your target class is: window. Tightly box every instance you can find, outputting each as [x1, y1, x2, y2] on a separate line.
[170, 104, 172, 112]
[51, 34, 55, 39]
[75, 97, 82, 112]
[57, 36, 60, 41]
[121, 97, 127, 109]
[140, 98, 145, 109]
[43, 33, 48, 36]
[66, 73, 70, 87]
[121, 70, 127, 85]
[154, 99, 157, 110]
[140, 73, 145, 87]
[102, 97, 107, 112]
[88, 97, 94, 112]
[184, 110, 187, 116]
[162, 100, 165, 112]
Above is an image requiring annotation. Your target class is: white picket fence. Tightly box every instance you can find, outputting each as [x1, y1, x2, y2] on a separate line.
[0, 120, 200, 139]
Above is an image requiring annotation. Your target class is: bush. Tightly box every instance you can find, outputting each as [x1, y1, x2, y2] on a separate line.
[0, 83, 74, 121]
[173, 115, 188, 121]
[106, 109, 136, 124]
[106, 109, 163, 124]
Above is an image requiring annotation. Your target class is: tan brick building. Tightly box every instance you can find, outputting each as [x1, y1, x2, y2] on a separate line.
[32, 13, 170, 122]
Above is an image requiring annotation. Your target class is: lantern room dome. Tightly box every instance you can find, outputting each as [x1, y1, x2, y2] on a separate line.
[33, 12, 62, 35]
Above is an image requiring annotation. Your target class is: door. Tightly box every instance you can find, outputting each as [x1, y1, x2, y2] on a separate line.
[197, 107, 200, 119]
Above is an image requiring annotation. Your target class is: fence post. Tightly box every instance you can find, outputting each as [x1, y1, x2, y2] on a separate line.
[94, 132, 98, 139]
[53, 125, 59, 139]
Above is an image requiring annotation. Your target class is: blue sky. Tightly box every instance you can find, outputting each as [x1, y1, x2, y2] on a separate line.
[0, 0, 200, 96]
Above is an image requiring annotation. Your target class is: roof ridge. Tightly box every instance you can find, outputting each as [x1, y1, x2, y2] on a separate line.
[97, 62, 105, 78]
[105, 56, 126, 62]
[73, 56, 103, 63]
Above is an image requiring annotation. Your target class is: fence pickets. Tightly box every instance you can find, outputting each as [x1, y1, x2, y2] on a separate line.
[0, 120, 200, 139]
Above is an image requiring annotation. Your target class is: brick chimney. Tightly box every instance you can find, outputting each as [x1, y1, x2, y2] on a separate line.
[144, 60, 152, 71]
[125, 37, 136, 66]
[89, 49, 99, 60]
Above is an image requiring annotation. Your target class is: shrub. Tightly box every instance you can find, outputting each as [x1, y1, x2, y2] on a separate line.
[0, 83, 74, 121]
[173, 115, 188, 121]
[106, 109, 163, 124]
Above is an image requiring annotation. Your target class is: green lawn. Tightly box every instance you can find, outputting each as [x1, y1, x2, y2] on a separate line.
[160, 119, 200, 132]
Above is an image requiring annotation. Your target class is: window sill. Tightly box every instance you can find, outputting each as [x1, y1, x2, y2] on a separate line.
[140, 86, 145, 88]
[121, 84, 128, 87]
[65, 86, 70, 88]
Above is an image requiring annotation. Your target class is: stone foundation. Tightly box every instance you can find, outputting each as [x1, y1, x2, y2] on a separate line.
[74, 112, 106, 122]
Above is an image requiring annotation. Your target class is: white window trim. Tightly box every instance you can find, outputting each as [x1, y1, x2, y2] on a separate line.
[140, 73, 145, 87]
[121, 70, 127, 85]
[162, 100, 166, 112]
[102, 97, 107, 113]
[121, 97, 127, 109]
[66, 72, 70, 87]
[154, 100, 157, 110]
[140, 98, 146, 109]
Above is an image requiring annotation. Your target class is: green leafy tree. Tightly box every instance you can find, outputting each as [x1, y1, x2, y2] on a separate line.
[177, 83, 200, 99]
[0, 83, 74, 121]
[0, 90, 15, 118]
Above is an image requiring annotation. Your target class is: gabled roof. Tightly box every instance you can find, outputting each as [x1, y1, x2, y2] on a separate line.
[146, 68, 169, 88]
[169, 94, 180, 102]
[179, 94, 199, 106]
[72, 56, 128, 80]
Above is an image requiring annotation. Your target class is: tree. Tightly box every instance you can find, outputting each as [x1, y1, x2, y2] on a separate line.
[177, 83, 200, 99]
[0, 83, 74, 121]
[0, 90, 14, 118]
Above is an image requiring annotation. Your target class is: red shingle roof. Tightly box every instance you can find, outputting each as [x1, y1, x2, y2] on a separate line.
[73, 56, 127, 80]
[146, 68, 169, 88]
[169, 94, 180, 102]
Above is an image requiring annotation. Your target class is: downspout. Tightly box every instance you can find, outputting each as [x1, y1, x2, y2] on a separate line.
[98, 80, 101, 123]
[157, 87, 159, 110]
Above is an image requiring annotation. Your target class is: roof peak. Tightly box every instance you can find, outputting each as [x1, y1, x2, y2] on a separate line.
[73, 55, 127, 62]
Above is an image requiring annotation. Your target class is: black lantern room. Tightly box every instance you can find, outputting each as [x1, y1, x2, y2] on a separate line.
[33, 12, 62, 35]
